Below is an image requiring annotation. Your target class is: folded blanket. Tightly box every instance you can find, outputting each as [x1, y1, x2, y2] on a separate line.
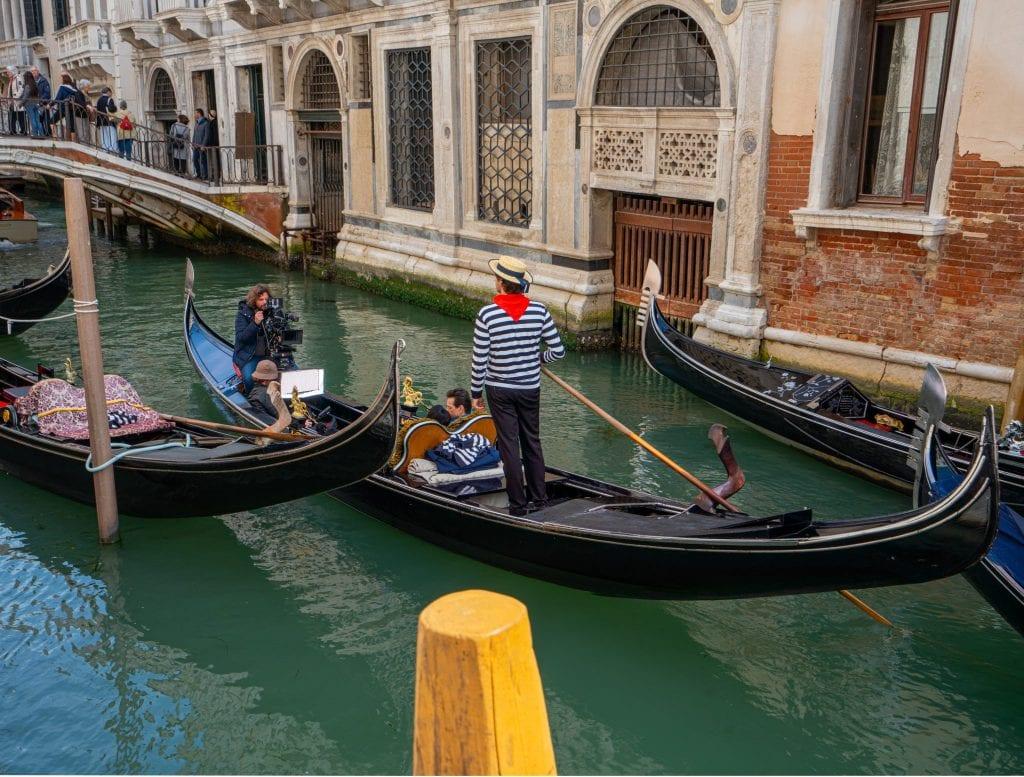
[427, 432, 501, 474]
[408, 457, 504, 485]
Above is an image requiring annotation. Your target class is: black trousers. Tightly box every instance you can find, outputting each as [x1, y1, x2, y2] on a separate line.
[486, 385, 546, 510]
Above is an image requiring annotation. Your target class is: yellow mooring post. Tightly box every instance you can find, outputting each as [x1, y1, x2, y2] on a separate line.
[65, 177, 120, 544]
[413, 590, 556, 776]
[1004, 343, 1024, 433]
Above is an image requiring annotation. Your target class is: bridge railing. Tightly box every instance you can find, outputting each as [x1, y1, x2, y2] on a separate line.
[0, 96, 284, 186]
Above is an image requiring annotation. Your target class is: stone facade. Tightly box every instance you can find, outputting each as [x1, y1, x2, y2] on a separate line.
[1, 0, 1020, 400]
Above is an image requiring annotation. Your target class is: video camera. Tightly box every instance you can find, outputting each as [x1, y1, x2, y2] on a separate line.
[264, 297, 303, 369]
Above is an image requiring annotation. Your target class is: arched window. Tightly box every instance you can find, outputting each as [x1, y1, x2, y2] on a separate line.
[151, 68, 177, 113]
[300, 50, 341, 110]
[595, 6, 719, 107]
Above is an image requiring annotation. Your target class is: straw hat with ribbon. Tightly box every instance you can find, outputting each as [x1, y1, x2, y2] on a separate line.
[488, 257, 533, 292]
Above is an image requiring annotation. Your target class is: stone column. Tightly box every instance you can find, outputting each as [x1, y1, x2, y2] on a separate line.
[693, 0, 780, 357]
[283, 108, 313, 229]
[431, 9, 461, 237]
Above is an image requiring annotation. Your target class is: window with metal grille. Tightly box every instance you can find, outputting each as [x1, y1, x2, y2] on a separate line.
[387, 47, 434, 211]
[151, 69, 177, 112]
[24, 0, 44, 37]
[51, 0, 70, 31]
[476, 37, 532, 228]
[351, 34, 371, 101]
[301, 50, 341, 110]
[595, 6, 719, 107]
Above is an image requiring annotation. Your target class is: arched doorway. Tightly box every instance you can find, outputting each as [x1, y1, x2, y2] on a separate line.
[150, 68, 178, 132]
[296, 49, 344, 255]
[585, 4, 726, 326]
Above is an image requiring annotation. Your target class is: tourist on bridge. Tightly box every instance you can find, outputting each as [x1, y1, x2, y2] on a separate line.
[470, 257, 564, 516]
[74, 79, 92, 146]
[50, 73, 78, 140]
[192, 108, 211, 180]
[233, 283, 273, 393]
[95, 86, 118, 153]
[5, 67, 26, 136]
[207, 108, 221, 183]
[19, 71, 41, 138]
[115, 100, 136, 160]
[169, 114, 190, 176]
[31, 67, 50, 136]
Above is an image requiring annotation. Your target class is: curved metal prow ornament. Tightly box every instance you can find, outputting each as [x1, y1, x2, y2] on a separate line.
[909, 363, 948, 488]
[184, 258, 195, 301]
[636, 260, 663, 330]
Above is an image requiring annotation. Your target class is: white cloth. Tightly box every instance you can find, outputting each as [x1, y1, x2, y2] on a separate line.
[407, 457, 504, 485]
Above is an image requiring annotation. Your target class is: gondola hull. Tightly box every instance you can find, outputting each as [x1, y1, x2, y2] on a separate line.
[639, 276, 1024, 511]
[0, 351, 400, 518]
[334, 465, 996, 599]
[186, 276, 1001, 600]
[0, 251, 71, 336]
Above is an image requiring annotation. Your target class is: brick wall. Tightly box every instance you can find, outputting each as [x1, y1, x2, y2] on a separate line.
[760, 133, 1024, 367]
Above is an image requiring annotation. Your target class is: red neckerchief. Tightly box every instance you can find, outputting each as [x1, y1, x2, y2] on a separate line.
[493, 294, 530, 322]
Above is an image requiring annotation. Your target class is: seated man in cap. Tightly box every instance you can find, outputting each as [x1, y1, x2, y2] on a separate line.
[247, 359, 281, 418]
[470, 257, 564, 516]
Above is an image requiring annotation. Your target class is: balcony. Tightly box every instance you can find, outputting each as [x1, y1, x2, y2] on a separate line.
[112, 0, 163, 49]
[55, 21, 115, 79]
[579, 107, 734, 202]
[153, 0, 212, 41]
[0, 40, 34, 69]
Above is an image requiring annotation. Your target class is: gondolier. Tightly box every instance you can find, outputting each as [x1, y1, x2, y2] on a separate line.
[471, 257, 564, 516]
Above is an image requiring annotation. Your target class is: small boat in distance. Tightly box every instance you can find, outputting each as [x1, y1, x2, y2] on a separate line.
[0, 188, 38, 242]
[636, 260, 1024, 512]
[0, 250, 71, 336]
[185, 262, 1001, 600]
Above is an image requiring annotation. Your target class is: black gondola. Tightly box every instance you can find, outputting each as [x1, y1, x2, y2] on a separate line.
[0, 341, 400, 518]
[185, 264, 1001, 599]
[637, 261, 1024, 511]
[915, 371, 1024, 638]
[0, 250, 71, 336]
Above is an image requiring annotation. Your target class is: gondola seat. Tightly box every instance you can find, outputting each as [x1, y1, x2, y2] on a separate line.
[390, 414, 498, 475]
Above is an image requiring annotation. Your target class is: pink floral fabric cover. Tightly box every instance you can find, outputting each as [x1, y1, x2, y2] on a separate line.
[15, 375, 175, 440]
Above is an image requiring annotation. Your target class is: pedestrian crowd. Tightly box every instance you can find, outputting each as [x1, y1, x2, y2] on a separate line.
[0, 65, 220, 180]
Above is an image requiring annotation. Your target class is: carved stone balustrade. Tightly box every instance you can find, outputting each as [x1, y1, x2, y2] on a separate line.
[579, 107, 734, 202]
[55, 21, 116, 79]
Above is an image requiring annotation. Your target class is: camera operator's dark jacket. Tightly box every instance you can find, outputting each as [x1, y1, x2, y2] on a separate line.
[233, 300, 266, 369]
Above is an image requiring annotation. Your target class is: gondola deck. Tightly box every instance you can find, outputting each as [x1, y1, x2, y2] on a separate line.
[0, 251, 71, 336]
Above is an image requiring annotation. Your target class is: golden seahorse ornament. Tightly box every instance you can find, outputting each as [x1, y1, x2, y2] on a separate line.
[290, 385, 310, 420]
[63, 358, 77, 385]
[401, 376, 424, 408]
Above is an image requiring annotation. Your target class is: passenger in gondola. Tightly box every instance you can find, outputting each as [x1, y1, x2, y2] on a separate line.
[445, 388, 472, 422]
[427, 404, 452, 426]
[246, 359, 281, 417]
[470, 257, 564, 516]
[233, 283, 272, 393]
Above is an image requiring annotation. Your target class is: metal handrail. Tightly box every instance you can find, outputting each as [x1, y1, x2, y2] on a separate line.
[0, 95, 284, 186]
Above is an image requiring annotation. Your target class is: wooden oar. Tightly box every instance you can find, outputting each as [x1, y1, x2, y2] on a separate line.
[159, 413, 302, 442]
[541, 367, 894, 629]
[541, 367, 738, 511]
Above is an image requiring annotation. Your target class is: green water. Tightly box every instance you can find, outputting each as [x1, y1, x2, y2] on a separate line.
[0, 197, 1022, 774]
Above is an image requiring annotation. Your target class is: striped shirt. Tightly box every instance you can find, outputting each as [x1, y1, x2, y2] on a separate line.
[471, 299, 565, 396]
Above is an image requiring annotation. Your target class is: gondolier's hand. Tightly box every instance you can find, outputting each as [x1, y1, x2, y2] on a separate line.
[254, 310, 264, 324]
[473, 397, 485, 412]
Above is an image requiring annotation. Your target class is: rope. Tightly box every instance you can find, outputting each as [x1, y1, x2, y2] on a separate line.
[85, 434, 193, 473]
[1, 298, 99, 334]
[35, 399, 151, 419]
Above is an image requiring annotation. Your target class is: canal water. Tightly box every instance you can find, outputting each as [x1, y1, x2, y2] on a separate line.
[0, 197, 1021, 774]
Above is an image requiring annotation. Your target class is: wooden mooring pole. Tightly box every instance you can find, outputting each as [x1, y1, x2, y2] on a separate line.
[1004, 343, 1024, 432]
[413, 590, 556, 776]
[65, 178, 120, 544]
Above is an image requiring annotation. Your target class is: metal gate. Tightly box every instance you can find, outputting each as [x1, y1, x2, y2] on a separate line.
[306, 122, 344, 257]
[613, 194, 713, 319]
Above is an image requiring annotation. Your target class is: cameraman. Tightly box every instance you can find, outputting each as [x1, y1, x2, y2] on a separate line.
[233, 283, 272, 393]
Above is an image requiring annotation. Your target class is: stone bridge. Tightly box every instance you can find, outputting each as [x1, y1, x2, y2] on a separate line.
[0, 136, 288, 249]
